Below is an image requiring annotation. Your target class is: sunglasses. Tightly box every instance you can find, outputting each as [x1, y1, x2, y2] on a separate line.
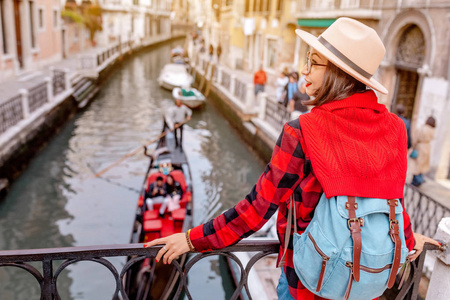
[306, 51, 327, 73]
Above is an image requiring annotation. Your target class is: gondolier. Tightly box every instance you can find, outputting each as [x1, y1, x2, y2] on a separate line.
[165, 98, 192, 147]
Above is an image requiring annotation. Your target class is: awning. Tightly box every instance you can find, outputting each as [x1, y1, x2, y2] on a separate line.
[297, 19, 336, 28]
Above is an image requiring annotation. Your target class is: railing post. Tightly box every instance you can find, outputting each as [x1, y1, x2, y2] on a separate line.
[64, 68, 71, 91]
[217, 66, 222, 84]
[19, 89, 30, 118]
[258, 92, 267, 119]
[426, 218, 450, 299]
[230, 74, 236, 95]
[42, 259, 53, 299]
[45, 77, 53, 102]
[244, 83, 255, 112]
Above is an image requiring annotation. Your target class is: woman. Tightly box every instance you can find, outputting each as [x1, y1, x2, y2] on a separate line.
[410, 116, 436, 187]
[145, 18, 438, 299]
[276, 70, 289, 103]
[165, 174, 183, 212]
[281, 72, 299, 107]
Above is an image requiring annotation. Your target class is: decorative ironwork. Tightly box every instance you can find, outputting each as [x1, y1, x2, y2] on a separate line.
[80, 56, 97, 69]
[0, 240, 441, 299]
[221, 71, 231, 90]
[0, 95, 24, 134]
[396, 25, 425, 69]
[264, 96, 290, 132]
[52, 69, 66, 96]
[233, 78, 247, 103]
[28, 83, 48, 113]
[404, 183, 450, 238]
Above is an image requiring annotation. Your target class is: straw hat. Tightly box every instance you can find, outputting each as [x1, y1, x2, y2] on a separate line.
[295, 17, 388, 94]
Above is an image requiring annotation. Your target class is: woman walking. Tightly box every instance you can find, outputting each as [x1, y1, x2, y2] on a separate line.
[145, 18, 438, 299]
[410, 116, 436, 186]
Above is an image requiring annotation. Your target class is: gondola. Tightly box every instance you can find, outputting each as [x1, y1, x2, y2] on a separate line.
[172, 87, 205, 109]
[125, 118, 193, 300]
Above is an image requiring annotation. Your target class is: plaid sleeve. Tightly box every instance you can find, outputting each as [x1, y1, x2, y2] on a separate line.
[401, 200, 416, 251]
[190, 122, 305, 251]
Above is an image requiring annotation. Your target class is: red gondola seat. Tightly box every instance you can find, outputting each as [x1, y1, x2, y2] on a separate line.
[143, 219, 163, 237]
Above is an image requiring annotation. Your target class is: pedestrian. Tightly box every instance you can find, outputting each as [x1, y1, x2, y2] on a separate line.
[395, 104, 412, 149]
[410, 116, 436, 187]
[276, 70, 289, 103]
[165, 98, 192, 148]
[289, 86, 309, 120]
[254, 65, 267, 96]
[281, 72, 299, 107]
[209, 44, 214, 61]
[145, 17, 439, 300]
[216, 44, 222, 63]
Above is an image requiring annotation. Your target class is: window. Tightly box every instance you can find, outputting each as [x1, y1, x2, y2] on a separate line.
[38, 8, 44, 29]
[266, 38, 277, 69]
[29, 1, 36, 48]
[0, 0, 8, 54]
[53, 9, 58, 28]
[276, 0, 282, 11]
[266, 0, 271, 11]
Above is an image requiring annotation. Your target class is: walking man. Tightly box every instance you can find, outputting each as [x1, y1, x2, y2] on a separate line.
[254, 65, 267, 96]
[166, 98, 192, 147]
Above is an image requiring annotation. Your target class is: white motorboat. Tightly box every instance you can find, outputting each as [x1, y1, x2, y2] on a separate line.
[157, 64, 193, 91]
[172, 87, 205, 109]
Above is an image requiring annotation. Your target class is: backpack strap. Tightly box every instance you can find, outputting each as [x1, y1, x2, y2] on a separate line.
[345, 196, 362, 282]
[387, 199, 402, 288]
[278, 194, 295, 268]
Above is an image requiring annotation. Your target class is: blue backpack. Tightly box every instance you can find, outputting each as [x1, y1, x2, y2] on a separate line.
[285, 194, 409, 300]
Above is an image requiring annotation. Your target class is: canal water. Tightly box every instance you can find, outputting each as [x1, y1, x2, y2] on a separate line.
[0, 41, 266, 299]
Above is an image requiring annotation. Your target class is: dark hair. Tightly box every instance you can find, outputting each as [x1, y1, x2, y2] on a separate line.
[156, 176, 163, 181]
[426, 116, 436, 128]
[304, 62, 367, 106]
[395, 104, 406, 116]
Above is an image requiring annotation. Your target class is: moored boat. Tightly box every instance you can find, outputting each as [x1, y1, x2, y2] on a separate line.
[157, 64, 193, 91]
[172, 87, 205, 109]
[125, 119, 193, 300]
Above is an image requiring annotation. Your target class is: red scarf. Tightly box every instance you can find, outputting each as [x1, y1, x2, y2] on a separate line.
[299, 90, 407, 199]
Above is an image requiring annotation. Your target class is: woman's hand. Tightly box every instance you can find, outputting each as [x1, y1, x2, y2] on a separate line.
[144, 233, 190, 264]
[408, 232, 441, 261]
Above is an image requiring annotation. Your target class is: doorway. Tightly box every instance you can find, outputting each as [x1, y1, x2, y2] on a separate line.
[13, 0, 23, 68]
[392, 25, 425, 120]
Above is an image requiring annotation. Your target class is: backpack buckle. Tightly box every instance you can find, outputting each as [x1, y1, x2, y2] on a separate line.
[389, 219, 399, 228]
[348, 218, 364, 229]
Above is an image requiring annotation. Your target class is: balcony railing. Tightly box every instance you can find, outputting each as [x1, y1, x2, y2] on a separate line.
[0, 239, 442, 299]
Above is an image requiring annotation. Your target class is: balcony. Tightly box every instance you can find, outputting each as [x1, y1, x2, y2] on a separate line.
[296, 0, 382, 22]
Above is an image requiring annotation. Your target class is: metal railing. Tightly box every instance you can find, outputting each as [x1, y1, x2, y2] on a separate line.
[264, 96, 290, 132]
[233, 77, 247, 103]
[28, 82, 48, 113]
[52, 69, 66, 96]
[404, 183, 450, 238]
[221, 70, 231, 90]
[0, 95, 23, 134]
[0, 239, 441, 300]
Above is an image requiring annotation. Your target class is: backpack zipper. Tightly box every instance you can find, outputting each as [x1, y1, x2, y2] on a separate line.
[345, 261, 392, 273]
[308, 232, 329, 292]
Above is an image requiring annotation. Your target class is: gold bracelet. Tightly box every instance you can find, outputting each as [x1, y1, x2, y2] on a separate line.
[185, 229, 195, 252]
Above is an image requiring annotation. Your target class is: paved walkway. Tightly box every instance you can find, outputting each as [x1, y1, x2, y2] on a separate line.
[0, 47, 98, 104]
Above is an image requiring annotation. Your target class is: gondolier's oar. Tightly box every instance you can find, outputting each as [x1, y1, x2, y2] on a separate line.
[94, 119, 189, 177]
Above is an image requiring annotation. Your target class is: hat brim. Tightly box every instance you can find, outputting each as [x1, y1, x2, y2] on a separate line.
[295, 29, 388, 95]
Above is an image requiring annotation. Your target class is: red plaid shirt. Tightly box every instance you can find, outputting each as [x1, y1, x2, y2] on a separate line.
[190, 120, 415, 300]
